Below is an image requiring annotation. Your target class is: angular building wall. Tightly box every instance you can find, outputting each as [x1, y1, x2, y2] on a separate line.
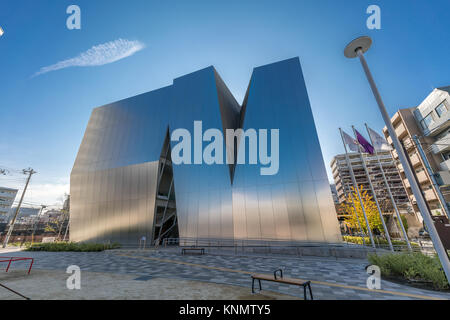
[71, 87, 171, 244]
[231, 58, 341, 242]
[70, 57, 342, 245]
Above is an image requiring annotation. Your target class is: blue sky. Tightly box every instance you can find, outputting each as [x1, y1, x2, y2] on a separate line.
[0, 0, 449, 207]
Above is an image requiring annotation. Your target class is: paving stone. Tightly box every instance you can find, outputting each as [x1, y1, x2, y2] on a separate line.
[2, 249, 449, 300]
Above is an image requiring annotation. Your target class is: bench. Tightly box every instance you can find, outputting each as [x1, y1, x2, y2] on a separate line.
[181, 248, 205, 255]
[251, 269, 313, 300]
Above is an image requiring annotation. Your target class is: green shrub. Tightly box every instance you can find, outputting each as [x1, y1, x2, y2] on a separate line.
[25, 242, 121, 252]
[400, 215, 409, 234]
[367, 252, 449, 290]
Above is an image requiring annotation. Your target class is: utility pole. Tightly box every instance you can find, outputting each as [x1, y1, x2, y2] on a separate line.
[2, 168, 36, 248]
[31, 204, 46, 244]
[344, 36, 450, 285]
[57, 210, 68, 240]
[63, 220, 70, 241]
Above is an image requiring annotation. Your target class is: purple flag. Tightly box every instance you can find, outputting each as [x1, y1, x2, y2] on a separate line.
[355, 129, 374, 154]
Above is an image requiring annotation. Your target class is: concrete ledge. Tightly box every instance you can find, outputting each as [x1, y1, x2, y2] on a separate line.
[114, 244, 390, 259]
[193, 245, 385, 259]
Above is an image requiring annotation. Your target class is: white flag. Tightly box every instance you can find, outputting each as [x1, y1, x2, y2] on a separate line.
[368, 127, 392, 151]
[342, 130, 359, 152]
[0, 26, 4, 37]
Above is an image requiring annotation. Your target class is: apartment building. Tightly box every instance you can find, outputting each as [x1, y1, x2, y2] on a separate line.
[383, 86, 450, 219]
[330, 150, 421, 236]
[331, 151, 410, 213]
[0, 187, 18, 221]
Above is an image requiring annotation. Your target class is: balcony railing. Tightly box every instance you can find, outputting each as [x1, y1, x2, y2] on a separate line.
[410, 153, 421, 167]
[386, 135, 393, 146]
[395, 122, 407, 139]
[438, 171, 450, 185]
[431, 132, 450, 154]
[424, 188, 437, 201]
[416, 170, 429, 184]
[440, 158, 450, 171]
[403, 179, 410, 188]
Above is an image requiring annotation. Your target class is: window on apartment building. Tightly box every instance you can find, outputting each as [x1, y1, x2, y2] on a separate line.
[420, 113, 434, 130]
[435, 102, 447, 118]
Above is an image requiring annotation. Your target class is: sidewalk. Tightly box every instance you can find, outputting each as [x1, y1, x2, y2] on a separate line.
[2, 249, 449, 300]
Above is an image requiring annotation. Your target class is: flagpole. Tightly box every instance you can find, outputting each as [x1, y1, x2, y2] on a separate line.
[352, 125, 394, 252]
[339, 128, 376, 248]
[365, 124, 412, 251]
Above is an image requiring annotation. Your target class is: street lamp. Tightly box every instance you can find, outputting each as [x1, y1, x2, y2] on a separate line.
[344, 36, 450, 285]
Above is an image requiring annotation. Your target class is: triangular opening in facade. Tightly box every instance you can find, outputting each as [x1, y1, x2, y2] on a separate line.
[152, 128, 179, 244]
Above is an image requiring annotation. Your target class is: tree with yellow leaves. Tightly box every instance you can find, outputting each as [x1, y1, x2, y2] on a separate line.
[340, 185, 384, 235]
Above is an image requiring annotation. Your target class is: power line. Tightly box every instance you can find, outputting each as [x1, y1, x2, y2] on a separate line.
[0, 165, 25, 175]
[0, 179, 27, 183]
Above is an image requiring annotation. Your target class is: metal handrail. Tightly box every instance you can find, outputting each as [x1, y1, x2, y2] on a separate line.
[0, 256, 34, 274]
[173, 237, 359, 249]
[125, 236, 438, 257]
[158, 236, 437, 255]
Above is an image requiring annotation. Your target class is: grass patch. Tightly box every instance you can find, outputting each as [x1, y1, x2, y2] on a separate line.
[7, 242, 32, 247]
[343, 236, 418, 248]
[368, 252, 449, 290]
[25, 242, 121, 252]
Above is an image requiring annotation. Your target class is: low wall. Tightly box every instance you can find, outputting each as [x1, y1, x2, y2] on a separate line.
[201, 245, 380, 259]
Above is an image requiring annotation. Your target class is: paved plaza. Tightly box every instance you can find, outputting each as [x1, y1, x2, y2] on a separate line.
[1, 248, 449, 300]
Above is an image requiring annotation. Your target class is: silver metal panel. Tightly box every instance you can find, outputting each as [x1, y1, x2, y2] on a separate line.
[187, 193, 198, 238]
[245, 186, 261, 239]
[314, 179, 342, 242]
[271, 184, 292, 240]
[299, 180, 325, 242]
[208, 189, 220, 238]
[283, 182, 307, 241]
[256, 185, 276, 239]
[232, 188, 247, 239]
[197, 190, 209, 238]
[221, 188, 233, 239]
[177, 191, 188, 237]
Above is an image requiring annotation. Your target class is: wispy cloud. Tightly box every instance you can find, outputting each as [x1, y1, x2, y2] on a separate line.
[25, 182, 70, 207]
[33, 38, 145, 77]
[2, 178, 69, 209]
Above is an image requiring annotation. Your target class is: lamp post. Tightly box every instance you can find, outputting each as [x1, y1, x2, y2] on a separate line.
[344, 36, 450, 285]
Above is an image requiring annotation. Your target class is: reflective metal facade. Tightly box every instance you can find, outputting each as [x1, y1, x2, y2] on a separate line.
[70, 57, 342, 245]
